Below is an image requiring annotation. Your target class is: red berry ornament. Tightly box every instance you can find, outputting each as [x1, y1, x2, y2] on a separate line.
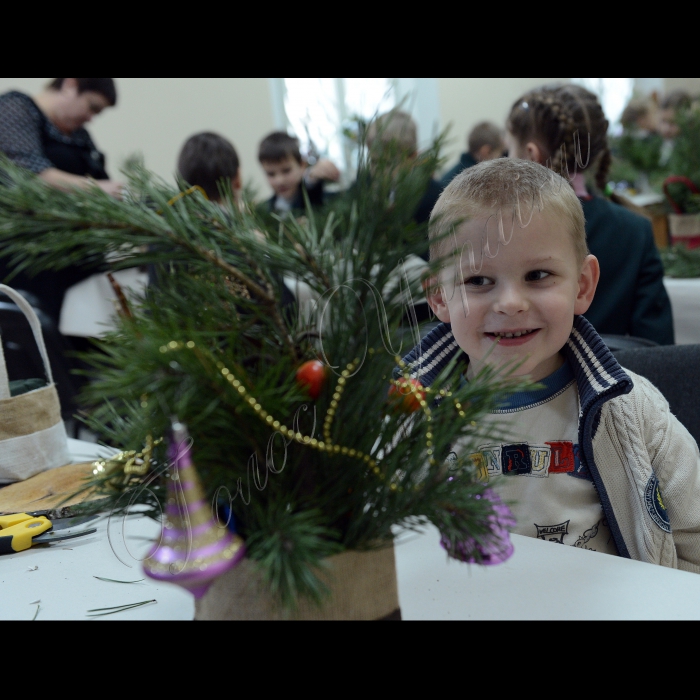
[389, 379, 426, 414]
[296, 361, 328, 401]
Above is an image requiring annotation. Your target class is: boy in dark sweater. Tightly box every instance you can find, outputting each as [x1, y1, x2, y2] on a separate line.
[178, 132, 242, 205]
[258, 132, 339, 215]
[441, 122, 505, 190]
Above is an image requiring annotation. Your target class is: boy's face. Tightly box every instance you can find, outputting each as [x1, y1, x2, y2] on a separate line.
[428, 210, 599, 383]
[262, 157, 306, 201]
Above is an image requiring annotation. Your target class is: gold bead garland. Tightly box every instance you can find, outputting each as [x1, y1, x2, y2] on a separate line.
[158, 342, 386, 481]
[392, 356, 480, 475]
[150, 342, 483, 495]
[393, 356, 437, 470]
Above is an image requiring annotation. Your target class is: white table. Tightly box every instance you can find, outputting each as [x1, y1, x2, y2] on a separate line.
[3, 440, 700, 621]
[665, 278, 700, 346]
[395, 527, 700, 621]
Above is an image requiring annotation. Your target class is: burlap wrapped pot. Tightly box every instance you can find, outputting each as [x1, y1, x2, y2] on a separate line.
[196, 546, 401, 621]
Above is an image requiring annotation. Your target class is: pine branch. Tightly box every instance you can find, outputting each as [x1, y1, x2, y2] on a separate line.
[0, 132, 527, 608]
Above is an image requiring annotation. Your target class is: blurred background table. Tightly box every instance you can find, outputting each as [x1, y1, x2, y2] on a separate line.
[665, 278, 700, 345]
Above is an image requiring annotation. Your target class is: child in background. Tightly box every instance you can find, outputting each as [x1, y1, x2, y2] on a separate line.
[366, 110, 443, 229]
[178, 132, 242, 205]
[404, 158, 700, 570]
[258, 132, 340, 215]
[441, 122, 505, 189]
[620, 98, 659, 137]
[173, 132, 297, 313]
[658, 90, 693, 165]
[505, 84, 674, 346]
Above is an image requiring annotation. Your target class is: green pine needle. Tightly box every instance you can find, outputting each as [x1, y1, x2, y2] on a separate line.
[94, 577, 146, 584]
[0, 125, 530, 611]
[87, 600, 157, 618]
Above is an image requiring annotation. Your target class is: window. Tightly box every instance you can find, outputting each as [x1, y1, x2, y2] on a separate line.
[571, 78, 635, 132]
[269, 78, 441, 179]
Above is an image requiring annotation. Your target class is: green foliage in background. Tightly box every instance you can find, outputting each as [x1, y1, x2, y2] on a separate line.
[615, 133, 664, 175]
[0, 137, 526, 609]
[667, 109, 700, 214]
[661, 245, 700, 279]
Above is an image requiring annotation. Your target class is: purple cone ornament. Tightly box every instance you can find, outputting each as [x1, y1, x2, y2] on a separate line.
[143, 421, 246, 599]
[441, 489, 516, 566]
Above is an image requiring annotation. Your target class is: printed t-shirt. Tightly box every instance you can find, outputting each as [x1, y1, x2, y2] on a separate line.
[455, 360, 619, 556]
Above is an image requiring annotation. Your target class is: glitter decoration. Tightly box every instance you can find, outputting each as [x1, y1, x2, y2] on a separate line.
[440, 489, 516, 566]
[143, 421, 246, 599]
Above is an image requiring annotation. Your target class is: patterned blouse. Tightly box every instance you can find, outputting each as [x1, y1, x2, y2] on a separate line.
[0, 91, 108, 179]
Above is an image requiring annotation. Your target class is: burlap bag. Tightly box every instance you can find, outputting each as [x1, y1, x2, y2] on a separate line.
[196, 546, 401, 621]
[0, 285, 71, 484]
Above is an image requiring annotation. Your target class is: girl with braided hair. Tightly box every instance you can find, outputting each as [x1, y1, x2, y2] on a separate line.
[506, 84, 674, 346]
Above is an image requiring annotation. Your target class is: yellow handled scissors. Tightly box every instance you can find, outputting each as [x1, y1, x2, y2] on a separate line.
[0, 514, 97, 555]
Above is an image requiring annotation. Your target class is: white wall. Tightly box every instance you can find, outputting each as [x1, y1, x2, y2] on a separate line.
[665, 78, 700, 95]
[9, 78, 688, 196]
[0, 78, 276, 195]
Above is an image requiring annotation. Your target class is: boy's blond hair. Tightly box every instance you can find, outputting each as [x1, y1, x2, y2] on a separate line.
[366, 110, 418, 154]
[430, 159, 588, 266]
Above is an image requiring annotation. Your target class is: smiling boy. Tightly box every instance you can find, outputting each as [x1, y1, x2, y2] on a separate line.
[258, 132, 339, 215]
[402, 159, 700, 571]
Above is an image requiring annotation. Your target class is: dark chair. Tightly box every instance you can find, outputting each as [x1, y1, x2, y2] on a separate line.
[0, 291, 82, 436]
[615, 345, 700, 446]
[601, 335, 659, 353]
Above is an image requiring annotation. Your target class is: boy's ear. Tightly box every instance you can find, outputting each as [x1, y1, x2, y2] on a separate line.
[231, 172, 242, 192]
[424, 276, 452, 324]
[574, 255, 601, 316]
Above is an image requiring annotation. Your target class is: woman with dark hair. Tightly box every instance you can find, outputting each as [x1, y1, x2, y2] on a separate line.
[506, 84, 675, 346]
[0, 78, 122, 324]
[0, 78, 122, 196]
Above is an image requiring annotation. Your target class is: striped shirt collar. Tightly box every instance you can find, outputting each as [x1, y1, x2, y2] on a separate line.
[398, 317, 634, 420]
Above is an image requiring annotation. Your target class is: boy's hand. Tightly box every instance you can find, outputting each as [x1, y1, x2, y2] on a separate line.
[307, 159, 341, 184]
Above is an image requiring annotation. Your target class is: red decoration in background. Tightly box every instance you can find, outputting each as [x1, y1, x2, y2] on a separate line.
[296, 361, 328, 401]
[389, 379, 426, 414]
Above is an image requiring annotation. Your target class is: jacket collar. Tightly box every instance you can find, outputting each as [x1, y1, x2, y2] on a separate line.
[461, 152, 479, 170]
[565, 316, 634, 425]
[398, 317, 634, 418]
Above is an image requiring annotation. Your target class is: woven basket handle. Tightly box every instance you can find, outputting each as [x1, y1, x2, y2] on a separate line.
[664, 176, 700, 214]
[0, 285, 55, 401]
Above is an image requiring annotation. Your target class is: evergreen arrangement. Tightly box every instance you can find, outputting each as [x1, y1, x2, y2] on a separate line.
[0, 139, 524, 608]
[666, 108, 700, 215]
[612, 132, 664, 180]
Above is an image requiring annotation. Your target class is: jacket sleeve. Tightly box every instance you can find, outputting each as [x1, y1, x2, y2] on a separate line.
[629, 223, 676, 346]
[641, 379, 700, 573]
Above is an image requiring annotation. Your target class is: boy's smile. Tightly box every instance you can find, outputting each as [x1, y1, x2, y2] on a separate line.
[428, 210, 600, 383]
